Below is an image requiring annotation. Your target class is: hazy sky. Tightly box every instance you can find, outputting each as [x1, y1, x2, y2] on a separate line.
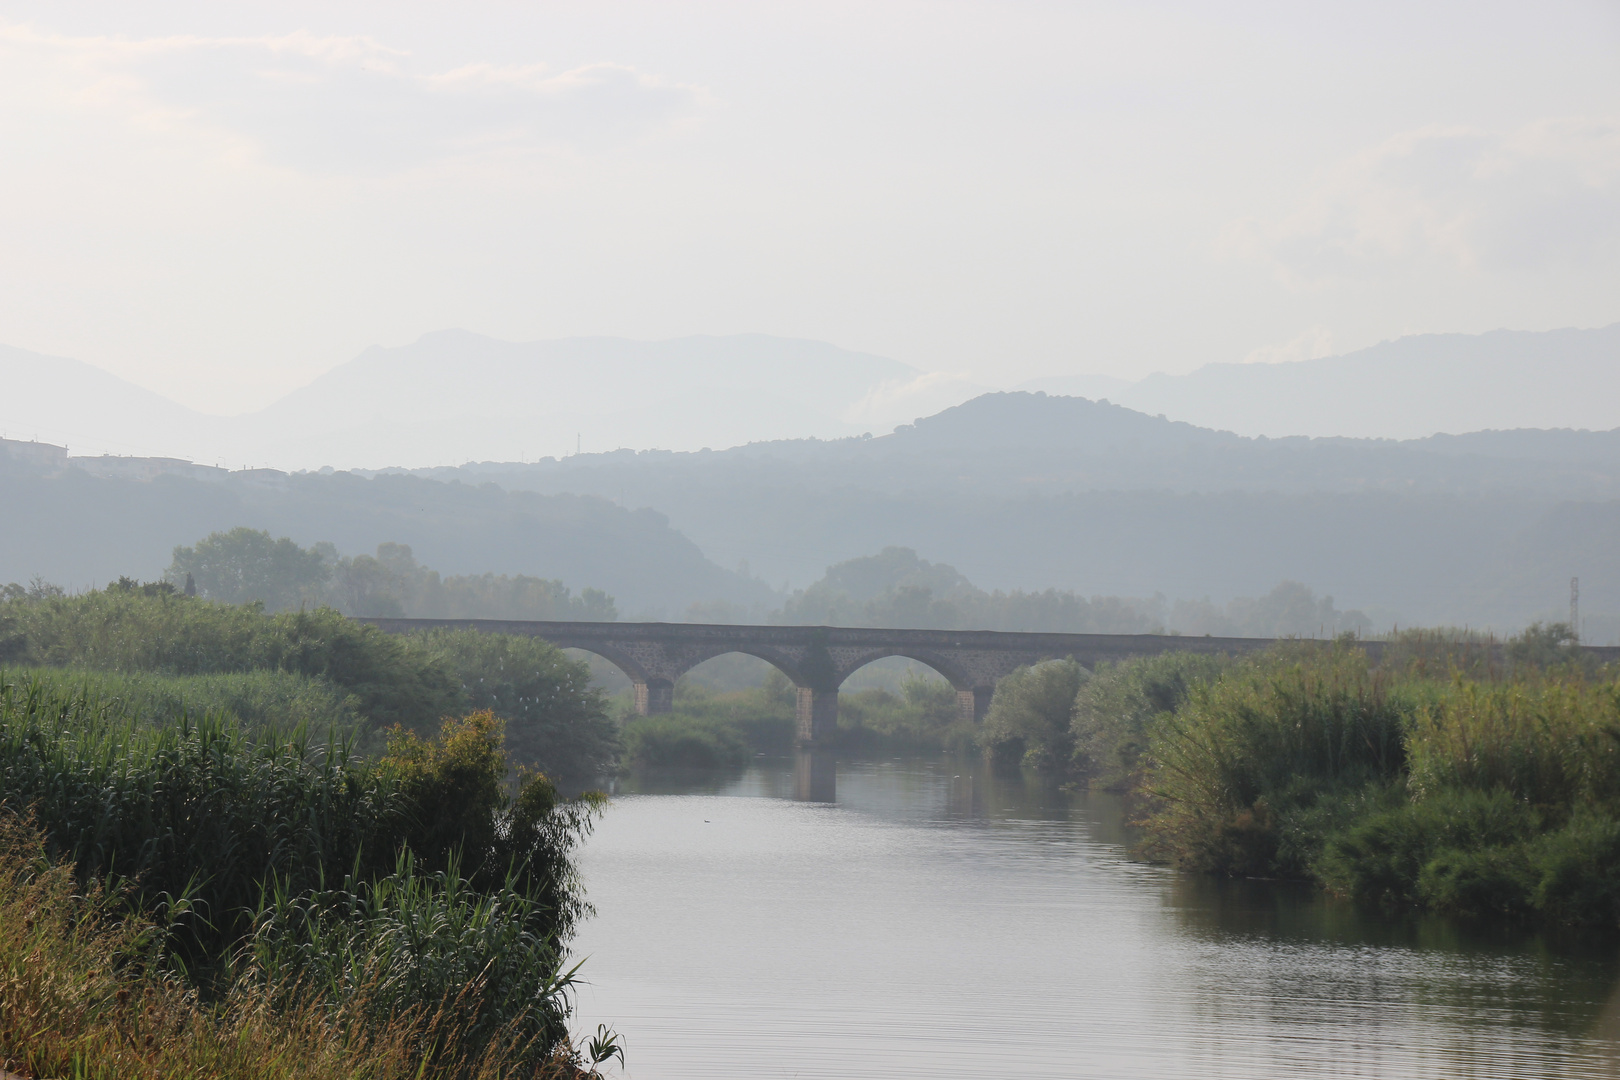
[1, 0, 1617, 414]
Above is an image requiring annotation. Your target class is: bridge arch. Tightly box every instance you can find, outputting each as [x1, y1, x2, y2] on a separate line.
[557, 639, 814, 716]
[833, 648, 999, 724]
[664, 645, 812, 689]
[833, 647, 974, 691]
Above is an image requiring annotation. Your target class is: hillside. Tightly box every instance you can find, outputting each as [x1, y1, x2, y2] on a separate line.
[1107, 324, 1620, 439]
[0, 469, 772, 619]
[4, 323, 1619, 472]
[0, 332, 952, 470]
[408, 392, 1620, 636]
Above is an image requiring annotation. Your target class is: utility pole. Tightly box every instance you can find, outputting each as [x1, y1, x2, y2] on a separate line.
[1571, 576, 1580, 642]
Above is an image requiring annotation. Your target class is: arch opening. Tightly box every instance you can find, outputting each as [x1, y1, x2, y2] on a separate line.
[836, 648, 973, 691]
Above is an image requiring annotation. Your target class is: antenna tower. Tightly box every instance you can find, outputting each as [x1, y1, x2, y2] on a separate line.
[1571, 576, 1580, 642]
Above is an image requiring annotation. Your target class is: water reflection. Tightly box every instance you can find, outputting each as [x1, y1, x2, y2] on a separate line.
[574, 754, 1620, 1079]
[792, 749, 837, 801]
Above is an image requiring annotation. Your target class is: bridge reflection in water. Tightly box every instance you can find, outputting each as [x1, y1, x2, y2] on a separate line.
[794, 749, 837, 802]
[361, 619, 1302, 744]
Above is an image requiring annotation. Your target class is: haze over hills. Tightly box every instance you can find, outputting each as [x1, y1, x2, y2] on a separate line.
[1081, 324, 1620, 440]
[0, 468, 773, 619]
[0, 333, 979, 470]
[401, 391, 1620, 638]
[2, 323, 1618, 471]
[8, 383, 1620, 638]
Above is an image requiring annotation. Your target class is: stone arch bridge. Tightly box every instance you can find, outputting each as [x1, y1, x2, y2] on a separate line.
[361, 619, 1306, 743]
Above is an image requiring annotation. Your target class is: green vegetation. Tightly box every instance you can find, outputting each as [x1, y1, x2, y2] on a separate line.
[774, 546, 1372, 636]
[168, 528, 619, 621]
[0, 584, 618, 781]
[838, 675, 973, 752]
[621, 669, 981, 767]
[1059, 626, 1620, 930]
[620, 671, 795, 769]
[0, 668, 612, 1076]
[980, 660, 1087, 769]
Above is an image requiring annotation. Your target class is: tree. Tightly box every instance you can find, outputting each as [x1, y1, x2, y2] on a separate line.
[167, 528, 329, 611]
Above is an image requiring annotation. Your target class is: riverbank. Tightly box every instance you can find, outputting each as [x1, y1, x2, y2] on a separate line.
[1061, 627, 1620, 929]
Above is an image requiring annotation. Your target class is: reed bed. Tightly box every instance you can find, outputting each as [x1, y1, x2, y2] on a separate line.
[0, 670, 607, 1073]
[1065, 627, 1620, 928]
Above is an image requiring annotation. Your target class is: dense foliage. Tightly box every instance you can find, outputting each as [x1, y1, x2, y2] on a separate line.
[0, 586, 618, 780]
[773, 546, 1372, 636]
[166, 528, 618, 622]
[1057, 627, 1620, 930]
[0, 670, 606, 1071]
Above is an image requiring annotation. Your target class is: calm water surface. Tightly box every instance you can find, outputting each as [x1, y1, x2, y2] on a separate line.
[568, 754, 1620, 1079]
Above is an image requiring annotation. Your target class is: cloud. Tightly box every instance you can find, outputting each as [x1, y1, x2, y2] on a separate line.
[1228, 118, 1620, 285]
[0, 24, 707, 174]
[841, 371, 990, 432]
[1240, 326, 1334, 365]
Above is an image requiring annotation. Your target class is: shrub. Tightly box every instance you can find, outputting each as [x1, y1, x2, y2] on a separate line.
[412, 629, 618, 781]
[1528, 814, 1620, 928]
[621, 715, 750, 769]
[1071, 652, 1229, 789]
[1405, 678, 1620, 812]
[837, 675, 969, 752]
[1317, 788, 1540, 908]
[10, 665, 357, 731]
[0, 675, 601, 968]
[0, 811, 590, 1079]
[1146, 643, 1415, 876]
[980, 659, 1087, 769]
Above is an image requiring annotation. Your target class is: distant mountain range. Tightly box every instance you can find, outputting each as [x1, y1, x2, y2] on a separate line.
[0, 333, 968, 470]
[397, 391, 1620, 636]
[7, 382, 1620, 636]
[1072, 325, 1620, 440]
[2, 323, 1617, 469]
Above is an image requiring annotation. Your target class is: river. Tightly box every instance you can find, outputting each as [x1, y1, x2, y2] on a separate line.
[567, 752, 1620, 1079]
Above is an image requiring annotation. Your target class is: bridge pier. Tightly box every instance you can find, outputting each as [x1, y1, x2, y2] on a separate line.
[958, 686, 994, 723]
[795, 686, 840, 745]
[634, 678, 675, 715]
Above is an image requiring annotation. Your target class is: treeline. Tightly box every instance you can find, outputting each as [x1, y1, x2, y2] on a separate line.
[151, 530, 1371, 639]
[168, 527, 617, 621]
[773, 546, 1370, 636]
[979, 625, 1620, 930]
[0, 582, 618, 781]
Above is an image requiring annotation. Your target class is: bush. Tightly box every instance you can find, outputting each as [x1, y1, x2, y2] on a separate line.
[1071, 652, 1229, 789]
[248, 848, 580, 1057]
[1, 589, 618, 776]
[10, 665, 358, 731]
[412, 629, 618, 782]
[1317, 789, 1540, 908]
[621, 715, 750, 769]
[3, 590, 460, 730]
[0, 811, 589, 1079]
[980, 659, 1087, 769]
[1145, 643, 1415, 876]
[1531, 814, 1620, 928]
[1405, 678, 1620, 811]
[837, 675, 970, 752]
[0, 675, 601, 969]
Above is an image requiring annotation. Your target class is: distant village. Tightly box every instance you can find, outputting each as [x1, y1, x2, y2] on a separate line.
[0, 435, 288, 486]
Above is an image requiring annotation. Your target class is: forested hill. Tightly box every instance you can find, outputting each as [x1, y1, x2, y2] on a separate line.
[431, 391, 1620, 501]
[397, 393, 1620, 636]
[0, 469, 772, 619]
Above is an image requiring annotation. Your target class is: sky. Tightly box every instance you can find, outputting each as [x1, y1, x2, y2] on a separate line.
[1, 0, 1617, 416]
